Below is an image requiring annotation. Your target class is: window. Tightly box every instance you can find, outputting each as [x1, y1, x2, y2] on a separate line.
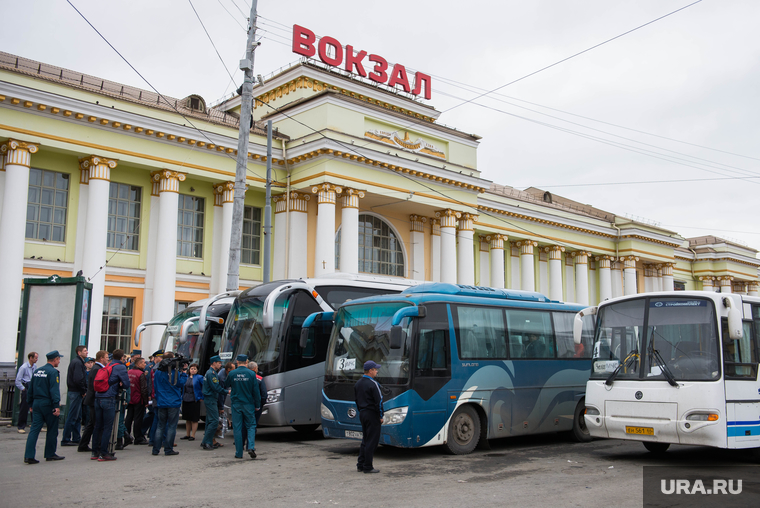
[455, 305, 507, 359]
[101, 296, 133, 352]
[722, 313, 758, 380]
[175, 301, 191, 314]
[242, 205, 262, 265]
[337, 214, 405, 276]
[26, 168, 69, 242]
[506, 309, 554, 359]
[177, 194, 204, 258]
[107, 182, 141, 250]
[553, 312, 593, 358]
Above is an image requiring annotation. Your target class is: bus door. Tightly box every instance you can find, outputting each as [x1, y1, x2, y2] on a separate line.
[723, 304, 760, 448]
[280, 290, 328, 425]
[410, 304, 451, 446]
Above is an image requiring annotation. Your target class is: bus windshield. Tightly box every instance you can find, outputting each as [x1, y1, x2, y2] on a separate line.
[325, 301, 413, 385]
[220, 295, 282, 376]
[591, 297, 719, 381]
[160, 307, 201, 355]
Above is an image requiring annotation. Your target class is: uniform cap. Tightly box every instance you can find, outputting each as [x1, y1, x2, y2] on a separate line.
[236, 354, 248, 362]
[152, 349, 164, 357]
[363, 360, 381, 371]
[131, 349, 142, 356]
[46, 350, 64, 359]
[85, 357, 95, 362]
[210, 355, 222, 363]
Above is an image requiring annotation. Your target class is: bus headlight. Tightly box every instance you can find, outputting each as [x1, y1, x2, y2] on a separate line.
[321, 403, 334, 421]
[585, 407, 600, 416]
[686, 412, 719, 422]
[267, 388, 282, 404]
[381, 406, 408, 425]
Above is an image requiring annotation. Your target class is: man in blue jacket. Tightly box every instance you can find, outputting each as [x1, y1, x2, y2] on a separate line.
[23, 351, 64, 464]
[201, 355, 227, 450]
[93, 349, 130, 461]
[152, 352, 188, 456]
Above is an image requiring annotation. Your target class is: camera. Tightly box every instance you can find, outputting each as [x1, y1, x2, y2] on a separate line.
[157, 354, 191, 383]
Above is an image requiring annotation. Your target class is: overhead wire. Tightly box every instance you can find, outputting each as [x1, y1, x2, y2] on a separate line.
[216, 0, 247, 32]
[187, 0, 238, 87]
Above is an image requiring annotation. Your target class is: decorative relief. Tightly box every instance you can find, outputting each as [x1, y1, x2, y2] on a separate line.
[80, 155, 117, 182]
[1, 139, 39, 168]
[151, 169, 186, 194]
[364, 130, 445, 159]
[409, 215, 427, 233]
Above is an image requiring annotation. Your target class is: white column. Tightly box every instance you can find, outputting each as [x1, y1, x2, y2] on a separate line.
[288, 192, 310, 279]
[573, 251, 590, 305]
[213, 182, 234, 294]
[437, 209, 460, 284]
[456, 213, 477, 285]
[80, 155, 118, 352]
[546, 245, 564, 301]
[489, 234, 506, 289]
[210, 185, 224, 293]
[312, 183, 341, 277]
[597, 256, 613, 303]
[748, 282, 759, 297]
[518, 240, 537, 291]
[622, 256, 639, 296]
[0, 140, 38, 365]
[538, 248, 548, 296]
[73, 166, 89, 272]
[700, 276, 714, 292]
[0, 153, 5, 223]
[655, 265, 664, 292]
[611, 261, 623, 298]
[272, 194, 287, 281]
[430, 218, 441, 282]
[644, 264, 655, 293]
[589, 258, 598, 305]
[340, 189, 364, 274]
[478, 237, 490, 286]
[509, 242, 520, 290]
[142, 186, 160, 324]
[147, 169, 186, 353]
[410, 215, 427, 281]
[662, 263, 675, 292]
[719, 276, 733, 294]
[564, 254, 575, 302]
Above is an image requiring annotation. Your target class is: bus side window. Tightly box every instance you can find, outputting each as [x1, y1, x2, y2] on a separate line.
[453, 305, 507, 359]
[415, 303, 450, 376]
[506, 309, 554, 359]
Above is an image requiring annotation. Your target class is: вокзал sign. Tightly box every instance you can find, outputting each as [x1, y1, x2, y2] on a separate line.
[292, 24, 432, 100]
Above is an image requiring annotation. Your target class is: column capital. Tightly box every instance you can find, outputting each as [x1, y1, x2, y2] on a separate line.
[409, 214, 427, 232]
[516, 240, 538, 255]
[718, 275, 734, 283]
[150, 169, 186, 194]
[429, 218, 440, 236]
[312, 183, 342, 204]
[595, 255, 614, 269]
[213, 181, 235, 206]
[544, 245, 565, 260]
[1, 138, 39, 168]
[620, 255, 639, 269]
[341, 187, 365, 209]
[273, 191, 310, 213]
[486, 234, 506, 250]
[699, 276, 715, 282]
[80, 155, 117, 182]
[457, 212, 478, 231]
[571, 251, 591, 264]
[748, 281, 759, 292]
[435, 209, 461, 228]
[479, 237, 490, 252]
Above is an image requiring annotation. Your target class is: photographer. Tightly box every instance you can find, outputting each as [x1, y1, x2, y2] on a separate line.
[152, 352, 188, 456]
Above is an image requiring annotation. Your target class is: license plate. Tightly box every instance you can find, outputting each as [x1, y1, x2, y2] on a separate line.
[345, 430, 363, 439]
[626, 426, 654, 435]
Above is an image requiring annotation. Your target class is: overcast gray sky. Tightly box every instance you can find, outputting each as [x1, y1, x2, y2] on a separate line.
[3, 0, 759, 250]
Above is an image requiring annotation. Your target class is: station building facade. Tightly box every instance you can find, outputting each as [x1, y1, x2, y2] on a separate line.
[1, 51, 758, 367]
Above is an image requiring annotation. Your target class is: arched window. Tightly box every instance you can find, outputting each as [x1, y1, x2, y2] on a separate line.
[336, 214, 405, 276]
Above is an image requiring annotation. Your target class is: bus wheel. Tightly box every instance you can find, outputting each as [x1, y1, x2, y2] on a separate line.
[571, 399, 593, 443]
[292, 424, 320, 433]
[643, 442, 670, 454]
[445, 405, 481, 455]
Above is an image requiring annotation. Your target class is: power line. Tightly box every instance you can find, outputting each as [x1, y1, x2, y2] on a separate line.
[514, 175, 760, 189]
[187, 0, 238, 87]
[228, 0, 248, 19]
[216, 0, 246, 32]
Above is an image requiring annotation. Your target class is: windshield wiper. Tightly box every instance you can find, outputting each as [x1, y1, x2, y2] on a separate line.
[605, 349, 639, 386]
[648, 341, 678, 387]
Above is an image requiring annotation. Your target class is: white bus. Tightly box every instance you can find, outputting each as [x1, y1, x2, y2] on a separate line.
[574, 291, 759, 454]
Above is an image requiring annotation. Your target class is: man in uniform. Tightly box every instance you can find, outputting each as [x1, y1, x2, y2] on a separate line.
[224, 354, 261, 459]
[23, 350, 66, 464]
[354, 360, 384, 474]
[201, 355, 227, 450]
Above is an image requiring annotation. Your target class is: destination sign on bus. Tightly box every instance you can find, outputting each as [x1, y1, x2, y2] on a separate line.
[292, 24, 432, 100]
[650, 300, 707, 308]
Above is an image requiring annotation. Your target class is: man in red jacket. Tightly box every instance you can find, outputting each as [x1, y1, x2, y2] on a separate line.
[124, 357, 149, 445]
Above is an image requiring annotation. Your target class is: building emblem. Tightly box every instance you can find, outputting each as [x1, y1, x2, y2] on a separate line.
[365, 130, 445, 159]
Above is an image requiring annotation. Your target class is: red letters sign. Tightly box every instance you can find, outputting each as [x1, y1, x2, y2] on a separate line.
[292, 24, 432, 100]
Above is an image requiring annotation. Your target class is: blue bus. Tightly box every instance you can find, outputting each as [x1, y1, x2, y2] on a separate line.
[314, 283, 596, 454]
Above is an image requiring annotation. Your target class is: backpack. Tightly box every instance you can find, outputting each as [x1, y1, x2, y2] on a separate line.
[93, 364, 114, 393]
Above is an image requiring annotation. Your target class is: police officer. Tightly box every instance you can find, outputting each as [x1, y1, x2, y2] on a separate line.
[23, 350, 66, 464]
[354, 360, 384, 474]
[224, 354, 261, 459]
[201, 355, 227, 450]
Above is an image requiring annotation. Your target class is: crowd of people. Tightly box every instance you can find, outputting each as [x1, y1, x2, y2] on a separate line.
[19, 347, 267, 464]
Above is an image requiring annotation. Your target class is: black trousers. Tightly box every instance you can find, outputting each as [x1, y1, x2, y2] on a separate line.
[78, 405, 96, 450]
[357, 411, 382, 471]
[124, 403, 145, 442]
[18, 389, 30, 429]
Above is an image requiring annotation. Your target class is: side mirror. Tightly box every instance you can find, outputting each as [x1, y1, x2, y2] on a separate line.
[390, 325, 404, 349]
[179, 316, 200, 344]
[299, 327, 310, 349]
[573, 306, 597, 344]
[300, 311, 334, 348]
[724, 297, 743, 340]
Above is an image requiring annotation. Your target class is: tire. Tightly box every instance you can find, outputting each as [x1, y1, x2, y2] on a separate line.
[571, 399, 593, 443]
[444, 405, 481, 455]
[643, 442, 670, 454]
[292, 424, 320, 433]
